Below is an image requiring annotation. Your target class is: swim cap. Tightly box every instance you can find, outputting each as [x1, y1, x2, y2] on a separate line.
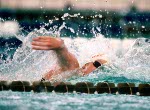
[91, 53, 108, 64]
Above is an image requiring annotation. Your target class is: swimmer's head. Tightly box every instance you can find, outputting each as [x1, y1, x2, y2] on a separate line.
[81, 55, 107, 75]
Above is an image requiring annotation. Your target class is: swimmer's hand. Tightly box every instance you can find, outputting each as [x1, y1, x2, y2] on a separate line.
[32, 36, 79, 82]
[31, 36, 64, 50]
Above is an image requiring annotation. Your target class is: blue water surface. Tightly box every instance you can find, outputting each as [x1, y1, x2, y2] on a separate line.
[0, 91, 150, 110]
[0, 33, 150, 110]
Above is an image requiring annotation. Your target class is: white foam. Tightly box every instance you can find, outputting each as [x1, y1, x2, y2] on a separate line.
[0, 21, 19, 38]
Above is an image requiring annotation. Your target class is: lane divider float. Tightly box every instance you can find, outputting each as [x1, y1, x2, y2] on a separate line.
[0, 81, 149, 96]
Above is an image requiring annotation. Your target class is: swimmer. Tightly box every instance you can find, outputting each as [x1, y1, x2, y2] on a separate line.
[32, 36, 107, 83]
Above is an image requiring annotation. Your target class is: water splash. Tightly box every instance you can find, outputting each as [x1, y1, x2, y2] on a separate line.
[0, 28, 59, 81]
[0, 13, 149, 83]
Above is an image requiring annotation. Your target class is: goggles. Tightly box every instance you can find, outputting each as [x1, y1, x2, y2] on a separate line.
[93, 61, 101, 68]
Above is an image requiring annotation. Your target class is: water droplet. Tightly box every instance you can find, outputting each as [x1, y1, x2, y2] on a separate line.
[49, 20, 53, 24]
[81, 16, 84, 18]
[99, 15, 102, 18]
[129, 21, 132, 24]
[142, 26, 145, 28]
[55, 18, 59, 20]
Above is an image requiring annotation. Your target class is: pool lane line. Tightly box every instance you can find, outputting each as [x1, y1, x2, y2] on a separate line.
[0, 81, 149, 96]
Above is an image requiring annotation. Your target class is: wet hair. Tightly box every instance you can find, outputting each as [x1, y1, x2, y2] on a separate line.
[93, 61, 101, 68]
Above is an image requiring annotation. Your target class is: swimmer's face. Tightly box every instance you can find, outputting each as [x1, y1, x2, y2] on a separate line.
[81, 62, 98, 75]
[81, 59, 107, 75]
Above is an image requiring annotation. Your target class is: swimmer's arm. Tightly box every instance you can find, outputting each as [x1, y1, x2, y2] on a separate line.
[45, 68, 82, 86]
[55, 45, 79, 71]
[41, 67, 81, 84]
[32, 36, 79, 80]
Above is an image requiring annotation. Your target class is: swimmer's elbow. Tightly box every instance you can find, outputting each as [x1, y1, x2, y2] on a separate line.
[73, 61, 80, 69]
[73, 57, 80, 68]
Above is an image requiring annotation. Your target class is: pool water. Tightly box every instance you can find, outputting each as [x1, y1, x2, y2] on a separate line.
[0, 91, 150, 110]
[0, 28, 150, 110]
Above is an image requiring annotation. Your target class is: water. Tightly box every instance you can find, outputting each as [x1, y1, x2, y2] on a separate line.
[0, 91, 150, 110]
[1, 34, 149, 83]
[0, 14, 150, 110]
